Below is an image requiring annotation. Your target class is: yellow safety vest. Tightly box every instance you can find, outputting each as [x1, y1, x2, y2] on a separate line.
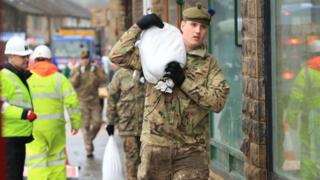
[27, 72, 81, 130]
[1, 68, 33, 137]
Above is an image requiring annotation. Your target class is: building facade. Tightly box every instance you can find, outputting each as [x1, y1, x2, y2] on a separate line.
[2, 0, 91, 46]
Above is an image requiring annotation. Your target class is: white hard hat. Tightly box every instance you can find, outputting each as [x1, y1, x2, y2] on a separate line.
[309, 40, 320, 53]
[32, 45, 52, 59]
[4, 36, 33, 56]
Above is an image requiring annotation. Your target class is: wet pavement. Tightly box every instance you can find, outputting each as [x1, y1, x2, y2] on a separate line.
[66, 124, 108, 180]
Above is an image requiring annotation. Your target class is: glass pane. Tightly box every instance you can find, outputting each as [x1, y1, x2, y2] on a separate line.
[211, 0, 243, 149]
[143, 0, 152, 15]
[168, 1, 177, 25]
[272, 1, 320, 179]
[183, 0, 207, 8]
[52, 39, 90, 58]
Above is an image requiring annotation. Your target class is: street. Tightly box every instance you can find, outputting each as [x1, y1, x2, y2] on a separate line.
[66, 124, 108, 180]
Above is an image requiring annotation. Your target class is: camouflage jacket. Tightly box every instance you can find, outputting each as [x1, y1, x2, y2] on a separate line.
[70, 63, 108, 103]
[106, 68, 146, 136]
[109, 24, 229, 149]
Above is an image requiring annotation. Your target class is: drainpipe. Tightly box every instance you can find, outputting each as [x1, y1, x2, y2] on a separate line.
[47, 15, 52, 44]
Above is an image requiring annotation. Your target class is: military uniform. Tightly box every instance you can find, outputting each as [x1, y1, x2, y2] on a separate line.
[106, 68, 145, 180]
[70, 59, 108, 156]
[109, 4, 228, 180]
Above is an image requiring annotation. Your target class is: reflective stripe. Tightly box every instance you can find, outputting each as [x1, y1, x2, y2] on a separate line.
[32, 93, 60, 99]
[7, 100, 32, 109]
[62, 89, 75, 98]
[48, 159, 65, 166]
[2, 69, 32, 109]
[1, 102, 9, 112]
[37, 114, 64, 119]
[3, 69, 23, 100]
[26, 151, 65, 163]
[54, 151, 65, 159]
[26, 153, 47, 162]
[67, 108, 80, 115]
[28, 160, 65, 169]
[56, 73, 62, 96]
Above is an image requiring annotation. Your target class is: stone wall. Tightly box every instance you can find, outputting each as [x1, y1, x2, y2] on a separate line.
[240, 0, 267, 179]
[132, 0, 143, 24]
[105, 0, 125, 46]
[151, 0, 164, 18]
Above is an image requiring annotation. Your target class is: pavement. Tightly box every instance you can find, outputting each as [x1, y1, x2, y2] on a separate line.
[66, 124, 109, 180]
[25, 102, 119, 180]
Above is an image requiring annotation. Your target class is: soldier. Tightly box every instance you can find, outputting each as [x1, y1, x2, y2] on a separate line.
[105, 68, 146, 180]
[109, 3, 229, 180]
[70, 50, 108, 157]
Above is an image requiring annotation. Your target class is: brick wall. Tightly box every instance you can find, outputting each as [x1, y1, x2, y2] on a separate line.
[240, 0, 267, 179]
[26, 16, 50, 43]
[91, 8, 109, 27]
[106, 0, 125, 46]
[151, 0, 164, 17]
[132, 0, 143, 24]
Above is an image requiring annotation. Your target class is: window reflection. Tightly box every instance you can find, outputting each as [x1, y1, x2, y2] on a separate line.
[52, 40, 90, 58]
[211, 0, 243, 149]
[274, 1, 320, 179]
[183, 0, 207, 8]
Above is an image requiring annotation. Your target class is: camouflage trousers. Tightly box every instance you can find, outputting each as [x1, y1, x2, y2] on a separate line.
[79, 100, 102, 154]
[138, 143, 209, 180]
[121, 135, 141, 180]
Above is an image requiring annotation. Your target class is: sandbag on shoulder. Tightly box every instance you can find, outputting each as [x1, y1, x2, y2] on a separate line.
[138, 22, 186, 85]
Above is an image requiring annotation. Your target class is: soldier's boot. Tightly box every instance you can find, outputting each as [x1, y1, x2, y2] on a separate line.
[86, 142, 94, 158]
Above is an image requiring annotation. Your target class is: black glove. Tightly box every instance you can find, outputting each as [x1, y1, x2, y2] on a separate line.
[106, 125, 114, 136]
[136, 13, 164, 30]
[164, 61, 185, 87]
[21, 109, 37, 122]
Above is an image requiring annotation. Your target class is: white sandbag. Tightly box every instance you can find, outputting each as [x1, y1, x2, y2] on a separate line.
[102, 136, 125, 180]
[138, 22, 186, 84]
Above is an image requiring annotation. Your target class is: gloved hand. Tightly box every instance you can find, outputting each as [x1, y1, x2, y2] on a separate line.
[164, 61, 185, 87]
[22, 109, 37, 122]
[136, 13, 164, 30]
[71, 128, 79, 135]
[106, 125, 114, 136]
[80, 66, 85, 74]
[89, 65, 96, 72]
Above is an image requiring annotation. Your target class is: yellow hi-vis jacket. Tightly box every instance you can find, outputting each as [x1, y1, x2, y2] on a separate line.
[27, 62, 81, 131]
[26, 62, 81, 180]
[1, 67, 33, 137]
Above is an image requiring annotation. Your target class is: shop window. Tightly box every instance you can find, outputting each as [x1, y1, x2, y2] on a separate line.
[272, 1, 320, 179]
[143, 0, 152, 15]
[181, 1, 244, 178]
[176, 0, 244, 178]
[183, 0, 207, 7]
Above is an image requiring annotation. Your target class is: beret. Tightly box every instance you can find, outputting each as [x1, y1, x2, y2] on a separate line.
[183, 3, 215, 25]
